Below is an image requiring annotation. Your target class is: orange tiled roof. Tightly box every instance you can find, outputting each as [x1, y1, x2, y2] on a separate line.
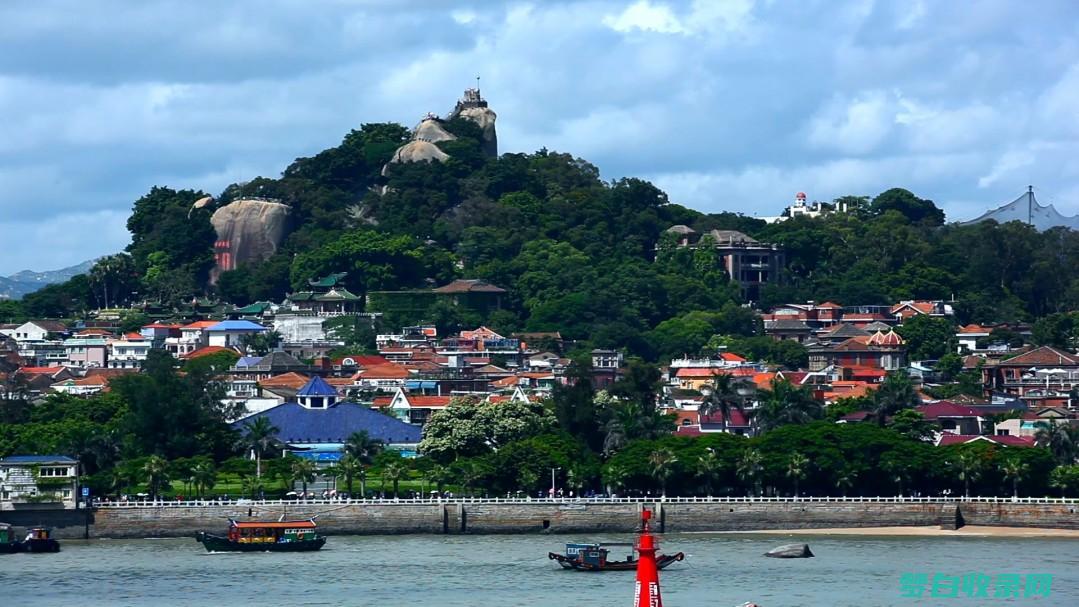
[181, 320, 218, 330]
[258, 372, 310, 389]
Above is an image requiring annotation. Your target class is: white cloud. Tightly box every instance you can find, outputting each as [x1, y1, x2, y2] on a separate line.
[603, 1, 686, 34]
[4, 0, 1079, 273]
[807, 91, 897, 155]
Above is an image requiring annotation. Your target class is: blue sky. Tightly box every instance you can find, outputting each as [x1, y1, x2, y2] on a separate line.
[2, 0, 1079, 274]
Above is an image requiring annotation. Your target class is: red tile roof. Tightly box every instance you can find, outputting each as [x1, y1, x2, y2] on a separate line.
[699, 409, 751, 427]
[333, 355, 391, 367]
[1001, 346, 1079, 367]
[917, 401, 984, 420]
[182, 346, 233, 359]
[259, 372, 310, 389]
[181, 320, 218, 330]
[958, 324, 990, 335]
[719, 352, 747, 362]
[354, 364, 410, 380]
[17, 366, 66, 374]
[405, 395, 452, 407]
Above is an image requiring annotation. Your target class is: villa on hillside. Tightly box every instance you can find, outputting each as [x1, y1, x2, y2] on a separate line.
[659, 226, 784, 301]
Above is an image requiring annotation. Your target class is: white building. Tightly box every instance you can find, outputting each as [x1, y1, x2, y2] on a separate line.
[206, 320, 268, 348]
[108, 333, 152, 369]
[0, 455, 79, 511]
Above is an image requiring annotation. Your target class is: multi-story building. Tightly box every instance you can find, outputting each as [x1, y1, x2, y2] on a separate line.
[0, 455, 78, 511]
[660, 227, 785, 302]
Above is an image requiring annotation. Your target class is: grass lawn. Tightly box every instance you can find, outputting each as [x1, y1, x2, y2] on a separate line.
[125, 472, 460, 499]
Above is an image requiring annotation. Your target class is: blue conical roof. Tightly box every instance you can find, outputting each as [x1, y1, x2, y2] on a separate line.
[296, 375, 337, 398]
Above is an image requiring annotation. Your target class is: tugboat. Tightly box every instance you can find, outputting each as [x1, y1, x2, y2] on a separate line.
[196, 519, 326, 552]
[0, 523, 20, 554]
[21, 527, 61, 553]
[549, 538, 683, 571]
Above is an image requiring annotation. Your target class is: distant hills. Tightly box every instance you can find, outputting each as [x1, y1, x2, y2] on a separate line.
[0, 258, 97, 300]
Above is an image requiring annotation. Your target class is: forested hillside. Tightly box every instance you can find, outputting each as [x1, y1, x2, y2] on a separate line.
[12, 115, 1079, 362]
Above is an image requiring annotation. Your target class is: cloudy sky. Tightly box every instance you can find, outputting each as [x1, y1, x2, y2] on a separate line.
[3, 0, 1079, 274]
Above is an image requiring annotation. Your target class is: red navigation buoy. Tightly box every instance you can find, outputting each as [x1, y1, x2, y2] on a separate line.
[633, 509, 663, 607]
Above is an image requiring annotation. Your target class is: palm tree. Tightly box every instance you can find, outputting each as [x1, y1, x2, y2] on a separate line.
[699, 374, 750, 433]
[696, 448, 722, 496]
[336, 454, 363, 498]
[881, 456, 910, 496]
[382, 463, 406, 499]
[427, 464, 451, 496]
[736, 448, 764, 496]
[787, 452, 809, 497]
[603, 463, 629, 496]
[953, 451, 983, 498]
[871, 371, 918, 425]
[192, 461, 216, 498]
[1034, 420, 1076, 465]
[142, 455, 169, 501]
[290, 458, 317, 499]
[750, 379, 823, 433]
[345, 431, 383, 495]
[999, 458, 1028, 498]
[243, 417, 279, 480]
[834, 467, 856, 497]
[649, 448, 678, 497]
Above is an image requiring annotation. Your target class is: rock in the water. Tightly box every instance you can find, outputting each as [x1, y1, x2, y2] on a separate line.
[764, 543, 814, 558]
[209, 199, 292, 283]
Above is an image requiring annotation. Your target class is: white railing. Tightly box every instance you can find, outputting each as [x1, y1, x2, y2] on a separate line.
[91, 495, 1079, 508]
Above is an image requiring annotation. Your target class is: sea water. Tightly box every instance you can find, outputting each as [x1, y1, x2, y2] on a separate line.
[2, 533, 1077, 606]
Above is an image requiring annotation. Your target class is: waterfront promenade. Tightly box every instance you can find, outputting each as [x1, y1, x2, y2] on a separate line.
[10, 496, 1079, 539]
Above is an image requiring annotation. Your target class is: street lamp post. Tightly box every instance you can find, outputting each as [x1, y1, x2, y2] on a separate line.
[550, 467, 560, 499]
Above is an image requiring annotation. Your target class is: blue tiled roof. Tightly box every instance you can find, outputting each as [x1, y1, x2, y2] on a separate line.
[206, 320, 267, 332]
[235, 356, 264, 368]
[297, 375, 337, 397]
[0, 455, 77, 464]
[232, 403, 421, 445]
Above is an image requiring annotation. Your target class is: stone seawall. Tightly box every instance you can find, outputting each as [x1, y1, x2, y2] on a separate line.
[12, 501, 1079, 540]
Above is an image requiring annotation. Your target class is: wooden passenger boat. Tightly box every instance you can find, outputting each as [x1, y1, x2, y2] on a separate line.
[0, 523, 19, 554]
[196, 519, 326, 552]
[548, 542, 684, 571]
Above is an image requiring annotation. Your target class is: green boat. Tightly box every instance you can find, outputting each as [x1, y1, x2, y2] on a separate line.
[196, 519, 326, 552]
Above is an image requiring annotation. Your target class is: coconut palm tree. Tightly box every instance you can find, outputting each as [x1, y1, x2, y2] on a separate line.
[649, 448, 678, 497]
[603, 463, 629, 496]
[192, 461, 216, 498]
[336, 453, 363, 498]
[881, 456, 910, 496]
[699, 374, 750, 433]
[696, 448, 722, 496]
[427, 464, 451, 496]
[999, 458, 1028, 498]
[834, 467, 856, 497]
[736, 448, 764, 497]
[290, 458, 317, 499]
[751, 379, 823, 433]
[953, 451, 983, 498]
[243, 416, 279, 479]
[344, 431, 382, 495]
[787, 452, 809, 497]
[871, 371, 918, 426]
[1034, 420, 1076, 465]
[382, 463, 407, 498]
[142, 455, 169, 501]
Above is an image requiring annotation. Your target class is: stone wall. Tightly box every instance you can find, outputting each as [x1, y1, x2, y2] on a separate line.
[15, 501, 1079, 540]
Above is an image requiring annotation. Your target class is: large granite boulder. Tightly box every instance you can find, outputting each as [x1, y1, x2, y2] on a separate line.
[413, 117, 457, 143]
[451, 105, 497, 157]
[209, 198, 292, 283]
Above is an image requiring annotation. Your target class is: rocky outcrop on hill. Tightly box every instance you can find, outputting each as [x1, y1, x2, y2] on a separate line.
[208, 198, 292, 283]
[383, 87, 498, 174]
